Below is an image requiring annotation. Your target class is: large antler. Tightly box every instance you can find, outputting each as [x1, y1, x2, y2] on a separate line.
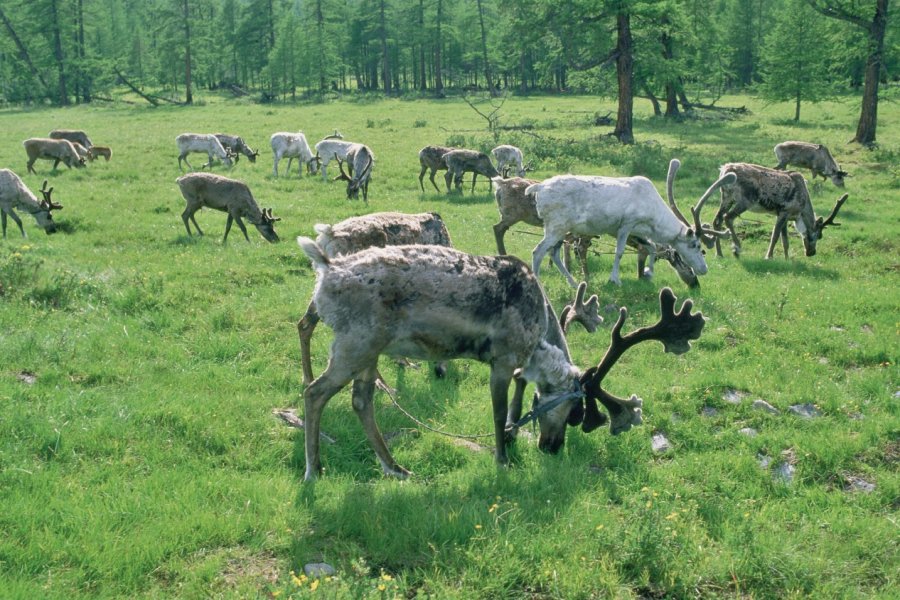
[39, 180, 62, 210]
[690, 171, 735, 245]
[559, 281, 602, 333]
[814, 193, 848, 236]
[577, 287, 705, 434]
[334, 153, 351, 181]
[665, 159, 690, 227]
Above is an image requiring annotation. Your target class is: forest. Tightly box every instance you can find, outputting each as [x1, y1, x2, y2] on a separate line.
[0, 1, 895, 133]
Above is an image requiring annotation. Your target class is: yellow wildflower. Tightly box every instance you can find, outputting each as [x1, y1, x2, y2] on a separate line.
[381, 573, 393, 581]
[378, 584, 386, 592]
[475, 524, 482, 530]
[310, 579, 319, 591]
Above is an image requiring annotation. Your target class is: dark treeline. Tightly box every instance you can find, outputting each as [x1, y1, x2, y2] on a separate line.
[0, 0, 895, 142]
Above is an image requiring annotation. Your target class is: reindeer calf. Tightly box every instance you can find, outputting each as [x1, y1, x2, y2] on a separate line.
[88, 146, 112, 162]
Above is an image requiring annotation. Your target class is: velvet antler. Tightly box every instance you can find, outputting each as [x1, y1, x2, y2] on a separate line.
[559, 281, 602, 333]
[814, 193, 848, 236]
[577, 287, 705, 434]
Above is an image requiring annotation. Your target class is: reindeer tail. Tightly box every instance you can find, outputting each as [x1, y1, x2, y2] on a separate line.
[297, 237, 330, 272]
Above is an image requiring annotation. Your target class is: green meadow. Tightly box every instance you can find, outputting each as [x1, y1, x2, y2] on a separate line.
[0, 93, 897, 599]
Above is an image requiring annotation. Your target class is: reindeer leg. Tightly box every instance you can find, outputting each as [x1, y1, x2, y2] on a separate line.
[298, 300, 320, 386]
[223, 214, 234, 243]
[303, 361, 355, 481]
[352, 367, 411, 479]
[470, 173, 478, 194]
[609, 230, 630, 285]
[550, 241, 578, 288]
[273, 156, 280, 177]
[505, 375, 528, 441]
[765, 214, 789, 259]
[489, 364, 515, 465]
[1, 211, 6, 237]
[181, 209, 195, 236]
[233, 215, 251, 242]
[576, 237, 591, 282]
[493, 220, 510, 255]
[429, 169, 441, 193]
[532, 235, 560, 279]
[418, 166, 426, 192]
[444, 170, 453, 193]
[780, 220, 790, 259]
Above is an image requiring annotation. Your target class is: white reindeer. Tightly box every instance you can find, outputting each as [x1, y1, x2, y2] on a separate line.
[0, 171, 62, 237]
[492, 144, 526, 177]
[313, 138, 356, 180]
[270, 132, 317, 177]
[24, 138, 86, 174]
[334, 143, 375, 203]
[528, 160, 734, 286]
[175, 133, 234, 171]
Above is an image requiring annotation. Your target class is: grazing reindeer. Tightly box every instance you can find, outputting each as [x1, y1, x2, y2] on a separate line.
[713, 163, 848, 259]
[0, 172, 62, 237]
[334, 144, 374, 203]
[774, 141, 847, 187]
[271, 132, 318, 177]
[314, 138, 356, 180]
[492, 176, 701, 288]
[418, 145, 457, 192]
[528, 159, 733, 286]
[49, 129, 92, 150]
[296, 237, 706, 479]
[177, 173, 280, 243]
[491, 144, 526, 178]
[24, 138, 86, 174]
[443, 149, 500, 194]
[214, 134, 259, 163]
[87, 146, 112, 162]
[175, 133, 235, 171]
[297, 212, 455, 386]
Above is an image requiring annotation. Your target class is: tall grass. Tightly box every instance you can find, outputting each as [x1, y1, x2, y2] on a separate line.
[0, 93, 897, 598]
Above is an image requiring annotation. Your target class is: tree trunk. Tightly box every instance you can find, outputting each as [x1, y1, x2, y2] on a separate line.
[794, 89, 801, 121]
[476, 0, 496, 95]
[315, 0, 326, 91]
[380, 0, 391, 94]
[642, 82, 662, 116]
[49, 0, 69, 105]
[182, 0, 193, 104]
[613, 11, 634, 144]
[855, 0, 887, 145]
[661, 24, 678, 117]
[418, 0, 427, 90]
[0, 6, 50, 95]
[434, 0, 444, 97]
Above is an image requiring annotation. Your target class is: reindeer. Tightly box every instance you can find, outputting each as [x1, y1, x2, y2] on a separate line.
[49, 129, 92, 150]
[528, 159, 733, 286]
[176, 172, 280, 243]
[443, 149, 500, 194]
[296, 238, 706, 479]
[214, 134, 259, 163]
[418, 145, 457, 192]
[175, 134, 235, 171]
[712, 163, 848, 259]
[491, 144, 527, 178]
[334, 143, 374, 203]
[0, 172, 62, 237]
[492, 176, 701, 288]
[24, 138, 86, 174]
[774, 141, 847, 187]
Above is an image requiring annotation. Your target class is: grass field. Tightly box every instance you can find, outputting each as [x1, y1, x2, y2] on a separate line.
[0, 91, 897, 599]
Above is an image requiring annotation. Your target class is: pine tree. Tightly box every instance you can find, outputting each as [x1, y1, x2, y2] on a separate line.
[759, 0, 830, 121]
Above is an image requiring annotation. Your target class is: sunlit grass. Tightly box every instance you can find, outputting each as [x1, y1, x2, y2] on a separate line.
[0, 92, 897, 598]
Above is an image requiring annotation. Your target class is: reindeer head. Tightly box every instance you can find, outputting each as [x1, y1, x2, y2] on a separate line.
[336, 152, 373, 201]
[803, 193, 848, 256]
[255, 207, 281, 243]
[35, 180, 62, 233]
[223, 149, 236, 168]
[308, 154, 322, 175]
[248, 149, 259, 163]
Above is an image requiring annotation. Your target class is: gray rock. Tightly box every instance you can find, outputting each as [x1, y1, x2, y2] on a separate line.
[789, 403, 822, 419]
[304, 563, 336, 578]
[893, 390, 900, 400]
[757, 454, 771, 469]
[701, 406, 718, 418]
[844, 476, 876, 493]
[651, 433, 672, 453]
[773, 462, 795, 484]
[752, 399, 779, 414]
[723, 389, 747, 405]
[16, 371, 36, 385]
[738, 427, 758, 437]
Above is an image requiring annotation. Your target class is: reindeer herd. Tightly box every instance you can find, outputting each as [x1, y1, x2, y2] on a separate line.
[3, 121, 852, 482]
